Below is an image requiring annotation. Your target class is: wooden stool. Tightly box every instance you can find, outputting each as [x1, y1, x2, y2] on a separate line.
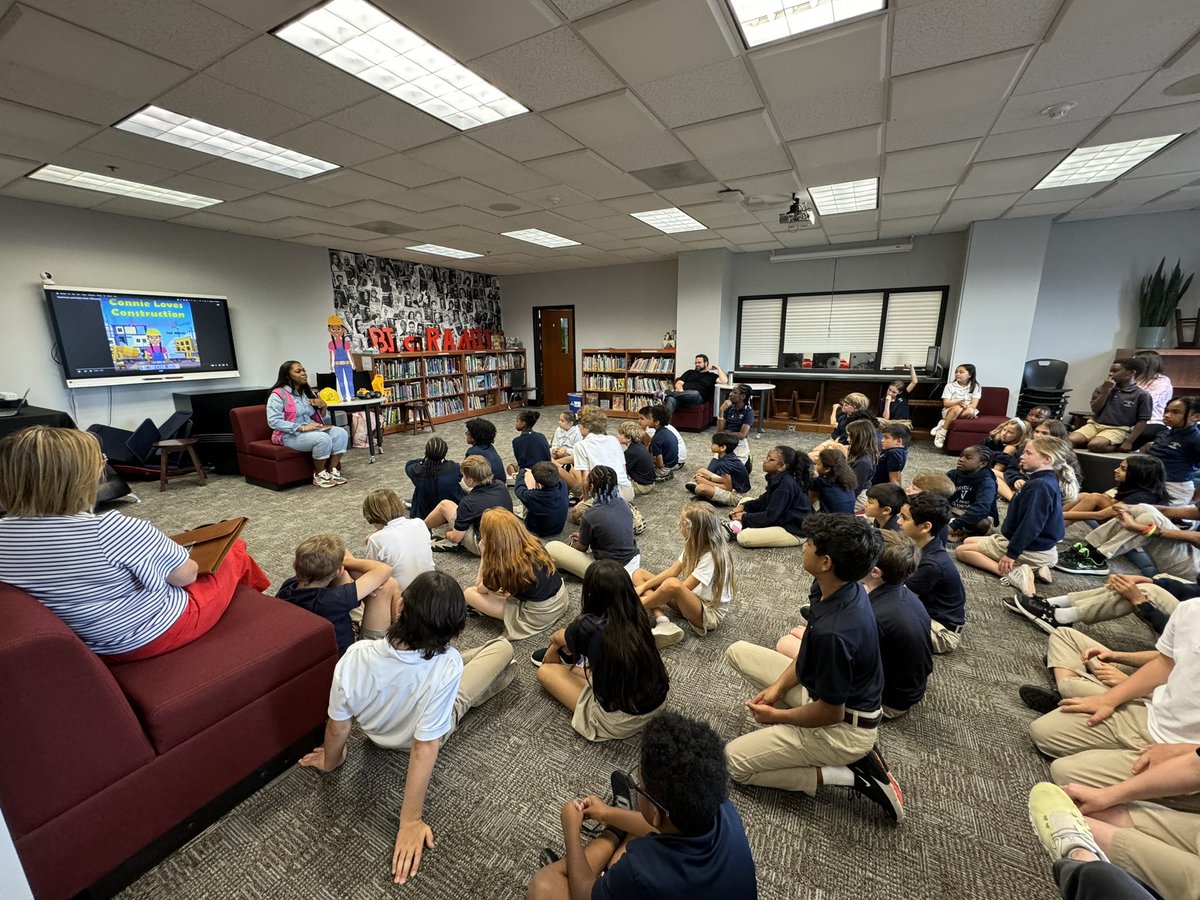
[154, 437, 208, 493]
[397, 400, 435, 435]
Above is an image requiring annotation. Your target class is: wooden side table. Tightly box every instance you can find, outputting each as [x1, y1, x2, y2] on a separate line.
[154, 437, 208, 493]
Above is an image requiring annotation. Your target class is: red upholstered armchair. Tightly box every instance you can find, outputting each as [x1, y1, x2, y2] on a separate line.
[671, 399, 714, 432]
[230, 404, 314, 489]
[943, 387, 1011, 453]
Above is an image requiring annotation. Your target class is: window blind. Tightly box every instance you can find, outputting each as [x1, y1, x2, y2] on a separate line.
[784, 293, 883, 356]
[738, 298, 783, 366]
[880, 291, 942, 368]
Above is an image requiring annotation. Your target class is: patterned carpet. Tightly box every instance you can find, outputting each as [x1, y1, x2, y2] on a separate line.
[113, 408, 1156, 900]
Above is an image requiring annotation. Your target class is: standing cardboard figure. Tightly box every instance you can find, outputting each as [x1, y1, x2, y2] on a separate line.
[327, 314, 356, 401]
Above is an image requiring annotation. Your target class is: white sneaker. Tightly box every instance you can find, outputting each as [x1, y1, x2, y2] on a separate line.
[1028, 782, 1109, 863]
[1000, 563, 1036, 598]
[651, 620, 684, 649]
[313, 472, 335, 489]
[932, 425, 946, 449]
[327, 468, 347, 485]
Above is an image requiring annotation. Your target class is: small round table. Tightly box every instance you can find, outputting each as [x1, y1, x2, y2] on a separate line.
[716, 382, 776, 437]
[154, 437, 208, 493]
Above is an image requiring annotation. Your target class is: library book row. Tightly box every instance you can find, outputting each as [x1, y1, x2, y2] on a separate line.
[368, 349, 526, 432]
[374, 351, 525, 380]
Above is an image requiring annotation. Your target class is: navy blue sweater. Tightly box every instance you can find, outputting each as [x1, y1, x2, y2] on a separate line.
[514, 473, 569, 537]
[1001, 468, 1063, 558]
[742, 472, 811, 537]
[947, 468, 999, 531]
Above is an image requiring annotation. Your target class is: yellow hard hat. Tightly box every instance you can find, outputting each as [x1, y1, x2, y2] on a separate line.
[318, 387, 341, 404]
[146, 328, 161, 337]
[327, 314, 344, 327]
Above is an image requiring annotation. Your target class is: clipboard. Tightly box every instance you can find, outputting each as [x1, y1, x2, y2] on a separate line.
[171, 517, 247, 574]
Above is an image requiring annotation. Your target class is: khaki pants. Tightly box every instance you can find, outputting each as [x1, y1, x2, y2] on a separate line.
[1165, 480, 1195, 506]
[571, 683, 659, 742]
[710, 487, 743, 506]
[737, 526, 802, 548]
[546, 541, 640, 580]
[449, 638, 514, 733]
[568, 485, 637, 524]
[633, 481, 654, 496]
[1067, 582, 1182, 627]
[974, 533, 1058, 568]
[1045, 629, 1137, 698]
[930, 620, 961, 654]
[1111, 802, 1200, 900]
[1088, 506, 1200, 580]
[723, 641, 877, 795]
[501, 581, 569, 641]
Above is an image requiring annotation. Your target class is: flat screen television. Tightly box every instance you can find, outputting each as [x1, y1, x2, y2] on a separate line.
[44, 285, 240, 388]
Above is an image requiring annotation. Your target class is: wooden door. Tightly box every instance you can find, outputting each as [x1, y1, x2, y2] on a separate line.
[535, 306, 575, 406]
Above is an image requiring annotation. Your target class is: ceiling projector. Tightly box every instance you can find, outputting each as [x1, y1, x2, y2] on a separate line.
[779, 193, 816, 229]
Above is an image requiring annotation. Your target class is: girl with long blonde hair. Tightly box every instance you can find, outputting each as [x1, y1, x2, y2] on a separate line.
[464, 508, 567, 639]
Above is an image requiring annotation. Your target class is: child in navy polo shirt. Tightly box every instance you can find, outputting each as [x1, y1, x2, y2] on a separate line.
[514, 461, 569, 538]
[724, 513, 904, 822]
[864, 483, 906, 531]
[880, 364, 917, 426]
[811, 447, 858, 513]
[649, 404, 680, 481]
[873, 423, 909, 486]
[424, 456, 513, 555]
[506, 409, 551, 483]
[464, 417, 506, 482]
[947, 444, 999, 539]
[1143, 396, 1200, 505]
[718, 383, 755, 465]
[899, 492, 966, 654]
[617, 422, 656, 495]
[688, 431, 751, 506]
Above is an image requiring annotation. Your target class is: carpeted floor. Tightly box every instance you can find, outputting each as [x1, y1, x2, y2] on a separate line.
[113, 408, 1156, 900]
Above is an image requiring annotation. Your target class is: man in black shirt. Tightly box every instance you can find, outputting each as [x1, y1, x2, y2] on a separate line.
[662, 353, 727, 415]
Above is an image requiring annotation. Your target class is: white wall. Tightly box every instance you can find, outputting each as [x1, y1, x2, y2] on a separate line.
[1029, 209, 1200, 398]
[676, 249, 733, 370]
[498, 260, 678, 393]
[0, 197, 334, 431]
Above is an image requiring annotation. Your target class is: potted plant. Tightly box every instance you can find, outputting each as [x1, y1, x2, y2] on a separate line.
[1138, 257, 1194, 349]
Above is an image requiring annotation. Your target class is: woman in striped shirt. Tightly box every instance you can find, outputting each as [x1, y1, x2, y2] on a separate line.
[0, 427, 269, 659]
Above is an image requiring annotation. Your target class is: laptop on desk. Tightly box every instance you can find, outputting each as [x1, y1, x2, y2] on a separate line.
[0, 389, 29, 418]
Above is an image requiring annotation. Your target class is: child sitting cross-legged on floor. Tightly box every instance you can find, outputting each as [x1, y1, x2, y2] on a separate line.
[649, 404, 681, 482]
[549, 410, 581, 464]
[1063, 455, 1168, 524]
[634, 502, 736, 648]
[812, 447, 859, 513]
[513, 461, 569, 538]
[464, 417, 506, 483]
[531, 559, 669, 742]
[424, 455, 513, 555]
[617, 421, 656, 496]
[299, 571, 515, 885]
[277, 533, 400, 656]
[729, 445, 814, 548]
[946, 444, 1000, 540]
[686, 431, 751, 506]
[864, 482, 907, 532]
[361, 489, 434, 592]
[899, 493, 966, 654]
[873, 423, 910, 487]
[546, 465, 641, 579]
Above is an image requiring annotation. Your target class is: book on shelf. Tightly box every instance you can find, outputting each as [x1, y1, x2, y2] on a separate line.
[582, 353, 625, 372]
[628, 356, 675, 374]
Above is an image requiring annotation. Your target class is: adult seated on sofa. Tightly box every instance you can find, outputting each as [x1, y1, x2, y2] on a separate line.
[662, 353, 727, 415]
[0, 426, 270, 661]
[266, 359, 350, 490]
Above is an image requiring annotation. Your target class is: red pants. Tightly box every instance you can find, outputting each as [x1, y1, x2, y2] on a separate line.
[108, 539, 270, 661]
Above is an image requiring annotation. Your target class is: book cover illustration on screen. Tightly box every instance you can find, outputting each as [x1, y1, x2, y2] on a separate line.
[45, 286, 240, 388]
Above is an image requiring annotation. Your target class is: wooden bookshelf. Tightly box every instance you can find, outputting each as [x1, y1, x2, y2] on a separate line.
[371, 349, 526, 433]
[581, 348, 675, 418]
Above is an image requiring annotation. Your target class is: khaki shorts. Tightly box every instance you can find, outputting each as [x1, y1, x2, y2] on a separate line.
[710, 487, 744, 506]
[1073, 419, 1131, 445]
[633, 481, 654, 495]
[461, 527, 482, 556]
[501, 581, 569, 641]
[689, 602, 727, 636]
[974, 533, 1057, 568]
[571, 683, 659, 742]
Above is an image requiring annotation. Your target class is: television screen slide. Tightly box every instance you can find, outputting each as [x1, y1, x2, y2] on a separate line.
[46, 286, 240, 388]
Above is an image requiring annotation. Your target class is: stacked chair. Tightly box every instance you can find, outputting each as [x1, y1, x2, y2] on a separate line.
[1017, 358, 1071, 420]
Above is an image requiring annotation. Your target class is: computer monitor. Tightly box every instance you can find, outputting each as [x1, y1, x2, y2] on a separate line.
[782, 353, 805, 369]
[925, 345, 940, 374]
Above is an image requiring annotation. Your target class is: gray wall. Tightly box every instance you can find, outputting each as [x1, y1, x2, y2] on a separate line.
[1029, 209, 1200, 398]
[1, 196, 333, 431]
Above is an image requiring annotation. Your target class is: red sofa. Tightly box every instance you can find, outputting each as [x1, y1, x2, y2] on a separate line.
[231, 404, 314, 489]
[943, 386, 1011, 453]
[671, 399, 714, 432]
[0, 582, 337, 899]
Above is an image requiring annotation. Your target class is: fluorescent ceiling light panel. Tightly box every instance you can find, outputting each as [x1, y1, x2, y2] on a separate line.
[630, 207, 707, 234]
[807, 178, 878, 214]
[406, 243, 483, 259]
[1034, 135, 1183, 189]
[501, 229, 580, 248]
[116, 106, 338, 178]
[275, 0, 528, 130]
[28, 165, 220, 209]
[728, 0, 885, 48]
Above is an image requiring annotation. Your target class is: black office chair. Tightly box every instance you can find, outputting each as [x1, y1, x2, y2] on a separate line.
[506, 368, 534, 406]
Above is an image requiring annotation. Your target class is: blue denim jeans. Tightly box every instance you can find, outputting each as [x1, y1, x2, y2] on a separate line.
[663, 389, 703, 414]
[281, 426, 349, 460]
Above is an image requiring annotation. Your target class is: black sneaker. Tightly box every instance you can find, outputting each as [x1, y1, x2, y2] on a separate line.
[847, 748, 905, 823]
[1052, 551, 1108, 576]
[655, 470, 675, 483]
[685, 481, 697, 493]
[567, 496, 581, 507]
[430, 537, 461, 552]
[799, 604, 812, 622]
[1002, 594, 1061, 634]
[531, 647, 547, 667]
[1020, 684, 1062, 714]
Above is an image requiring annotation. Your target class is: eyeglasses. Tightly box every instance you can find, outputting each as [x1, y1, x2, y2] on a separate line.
[620, 770, 669, 820]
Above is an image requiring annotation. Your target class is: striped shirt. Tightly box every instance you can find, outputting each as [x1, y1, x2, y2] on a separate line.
[0, 511, 190, 654]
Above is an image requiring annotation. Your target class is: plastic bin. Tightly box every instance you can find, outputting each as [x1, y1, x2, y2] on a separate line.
[567, 392, 582, 414]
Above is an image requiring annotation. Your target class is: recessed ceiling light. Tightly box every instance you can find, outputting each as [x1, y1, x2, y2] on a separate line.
[501, 228, 580, 248]
[1034, 135, 1182, 189]
[629, 207, 707, 234]
[28, 165, 221, 209]
[116, 106, 338, 178]
[275, 0, 528, 130]
[406, 243, 483, 259]
[1164, 74, 1200, 97]
[807, 178, 878, 214]
[727, 0, 885, 48]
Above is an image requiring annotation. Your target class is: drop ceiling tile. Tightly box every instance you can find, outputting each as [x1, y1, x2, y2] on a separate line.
[976, 118, 1105, 162]
[994, 74, 1146, 134]
[638, 234, 688, 252]
[2, 176, 108, 207]
[407, 137, 522, 177]
[882, 139, 981, 193]
[206, 36, 377, 119]
[537, 200, 609, 221]
[271, 122, 392, 168]
[1139, 192, 1200, 213]
[725, 171, 801, 197]
[1057, 206, 1144, 223]
[0, 5, 189, 124]
[78, 129, 212, 174]
[597, 133, 693, 171]
[821, 210, 880, 234]
[576, 0, 736, 85]
[527, 149, 622, 185]
[512, 184, 596, 207]
[878, 215, 938, 237]
[0, 152, 37, 187]
[751, 18, 886, 107]
[324, 97, 458, 152]
[22, 0, 252, 69]
[771, 83, 887, 143]
[636, 58, 763, 129]
[471, 117, 583, 162]
[355, 154, 453, 188]
[608, 222, 658, 239]
[156, 75, 310, 140]
[1085, 102, 1200, 146]
[681, 201, 758, 228]
[954, 152, 1065, 199]
[194, 0, 314, 31]
[484, 164, 558, 195]
[92, 195, 182, 221]
[385, 0, 558, 62]
[185, 159, 298, 191]
[573, 172, 650, 199]
[1128, 131, 1200, 178]
[584, 213, 637, 231]
[829, 230, 881, 243]
[170, 210, 262, 231]
[703, 147, 792, 182]
[775, 228, 830, 248]
[216, 194, 335, 223]
[891, 0, 1059, 76]
[1119, 40, 1200, 113]
[545, 91, 665, 147]
[428, 206, 526, 234]
[741, 239, 784, 251]
[788, 125, 882, 171]
[471, 27, 623, 112]
[796, 158, 880, 188]
[300, 170, 452, 212]
[1074, 173, 1198, 209]
[936, 192, 1022, 229]
[419, 177, 524, 208]
[676, 110, 780, 160]
[156, 172, 257, 201]
[658, 181, 725, 205]
[0, 100, 100, 160]
[1016, 182, 1104, 203]
[880, 186, 953, 218]
[1001, 199, 1081, 218]
[52, 147, 181, 185]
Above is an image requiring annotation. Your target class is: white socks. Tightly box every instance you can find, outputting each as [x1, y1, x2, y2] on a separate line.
[1046, 596, 1071, 607]
[1054, 607, 1082, 624]
[821, 766, 855, 787]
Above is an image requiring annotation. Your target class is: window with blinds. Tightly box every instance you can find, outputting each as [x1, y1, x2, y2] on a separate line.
[784, 293, 884, 356]
[738, 297, 783, 366]
[880, 291, 943, 368]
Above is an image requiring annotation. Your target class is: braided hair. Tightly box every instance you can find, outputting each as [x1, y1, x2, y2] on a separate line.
[587, 465, 619, 505]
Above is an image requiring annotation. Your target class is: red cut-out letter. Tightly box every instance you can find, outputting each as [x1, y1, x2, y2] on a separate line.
[402, 334, 421, 352]
[425, 327, 441, 352]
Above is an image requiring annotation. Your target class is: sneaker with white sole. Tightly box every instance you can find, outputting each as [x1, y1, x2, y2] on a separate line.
[1003, 593, 1061, 634]
[327, 468, 347, 485]
[1028, 782, 1108, 864]
[1053, 551, 1109, 576]
[931, 425, 947, 449]
[651, 620, 685, 649]
[999, 564, 1036, 598]
[430, 537, 461, 552]
[847, 748, 905, 823]
[313, 472, 335, 489]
